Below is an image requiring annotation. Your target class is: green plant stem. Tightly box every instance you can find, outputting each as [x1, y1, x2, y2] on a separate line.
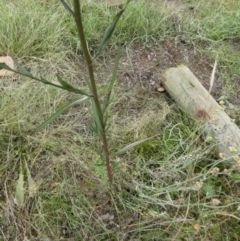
[73, 0, 112, 183]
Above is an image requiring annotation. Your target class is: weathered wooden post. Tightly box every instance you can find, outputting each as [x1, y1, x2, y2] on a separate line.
[162, 64, 240, 159]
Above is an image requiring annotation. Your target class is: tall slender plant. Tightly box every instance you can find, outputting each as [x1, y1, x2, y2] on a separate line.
[0, 0, 131, 183]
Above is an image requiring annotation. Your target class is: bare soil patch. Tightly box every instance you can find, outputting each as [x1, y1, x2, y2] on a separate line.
[90, 39, 240, 125]
[94, 41, 222, 103]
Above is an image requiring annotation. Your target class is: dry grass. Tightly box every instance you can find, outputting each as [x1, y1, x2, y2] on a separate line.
[1, 0, 240, 240]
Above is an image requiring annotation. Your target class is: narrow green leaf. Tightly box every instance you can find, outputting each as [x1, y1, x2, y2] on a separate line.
[10, 54, 33, 77]
[16, 163, 24, 208]
[0, 55, 34, 78]
[0, 60, 64, 90]
[40, 76, 55, 85]
[93, 8, 125, 60]
[103, 47, 121, 113]
[108, 48, 121, 92]
[60, 0, 74, 16]
[0, 62, 13, 71]
[56, 74, 91, 96]
[116, 134, 161, 155]
[0, 60, 91, 95]
[35, 96, 89, 132]
[56, 74, 73, 89]
[0, 62, 32, 78]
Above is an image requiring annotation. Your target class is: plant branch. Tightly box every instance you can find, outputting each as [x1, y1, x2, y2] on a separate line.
[72, 0, 112, 183]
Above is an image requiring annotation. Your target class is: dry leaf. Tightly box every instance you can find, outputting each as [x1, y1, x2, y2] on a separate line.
[193, 223, 200, 232]
[0, 56, 15, 76]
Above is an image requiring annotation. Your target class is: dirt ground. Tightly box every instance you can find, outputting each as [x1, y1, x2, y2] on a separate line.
[88, 39, 240, 128]
[83, 39, 240, 239]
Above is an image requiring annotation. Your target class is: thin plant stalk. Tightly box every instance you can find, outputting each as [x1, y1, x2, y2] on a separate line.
[0, 0, 130, 183]
[73, 0, 112, 183]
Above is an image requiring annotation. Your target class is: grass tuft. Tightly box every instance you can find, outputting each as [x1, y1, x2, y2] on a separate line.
[1, 0, 240, 240]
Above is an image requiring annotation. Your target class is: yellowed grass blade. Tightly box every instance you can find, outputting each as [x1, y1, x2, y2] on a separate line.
[209, 59, 217, 94]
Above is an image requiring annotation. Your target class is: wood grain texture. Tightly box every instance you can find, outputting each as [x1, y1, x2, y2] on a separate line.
[162, 64, 240, 159]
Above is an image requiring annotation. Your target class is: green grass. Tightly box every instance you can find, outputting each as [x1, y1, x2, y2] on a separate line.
[1, 0, 240, 240]
[181, 0, 240, 41]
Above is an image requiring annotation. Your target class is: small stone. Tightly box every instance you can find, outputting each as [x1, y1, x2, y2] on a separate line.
[211, 198, 221, 206]
[155, 83, 165, 92]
